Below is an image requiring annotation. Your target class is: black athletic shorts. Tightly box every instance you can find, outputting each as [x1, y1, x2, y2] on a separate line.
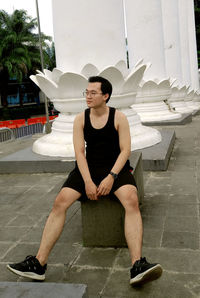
[61, 166, 137, 201]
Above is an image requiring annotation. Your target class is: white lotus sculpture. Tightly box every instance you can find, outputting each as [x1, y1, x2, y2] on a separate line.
[131, 79, 182, 123]
[184, 90, 200, 114]
[168, 85, 194, 114]
[193, 91, 200, 108]
[30, 63, 161, 157]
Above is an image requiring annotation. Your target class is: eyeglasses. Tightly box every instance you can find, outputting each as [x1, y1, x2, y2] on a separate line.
[83, 91, 103, 97]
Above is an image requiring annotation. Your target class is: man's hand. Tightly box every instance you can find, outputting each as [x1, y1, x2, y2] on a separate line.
[97, 175, 114, 197]
[85, 180, 98, 200]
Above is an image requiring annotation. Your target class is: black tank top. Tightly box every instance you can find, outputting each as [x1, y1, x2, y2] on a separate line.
[84, 107, 130, 171]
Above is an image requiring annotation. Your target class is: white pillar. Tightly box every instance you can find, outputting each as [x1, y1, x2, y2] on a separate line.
[31, 0, 162, 157]
[188, 0, 199, 91]
[125, 0, 182, 122]
[124, 0, 167, 80]
[178, 0, 191, 87]
[161, 0, 182, 85]
[52, 0, 127, 73]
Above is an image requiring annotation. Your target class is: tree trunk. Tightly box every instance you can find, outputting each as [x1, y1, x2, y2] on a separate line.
[0, 88, 8, 107]
[19, 86, 24, 107]
[0, 70, 9, 107]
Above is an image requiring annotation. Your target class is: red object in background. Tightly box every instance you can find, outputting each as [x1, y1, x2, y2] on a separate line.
[40, 117, 47, 124]
[0, 115, 58, 129]
[14, 119, 26, 128]
[0, 120, 16, 129]
[0, 119, 26, 129]
[49, 115, 58, 121]
[7, 120, 17, 129]
[0, 121, 6, 128]
[27, 117, 43, 125]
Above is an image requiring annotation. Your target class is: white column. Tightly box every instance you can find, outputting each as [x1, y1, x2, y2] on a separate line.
[188, 0, 199, 91]
[31, 0, 162, 157]
[52, 0, 127, 73]
[178, 0, 191, 87]
[124, 0, 167, 80]
[125, 0, 182, 122]
[161, 0, 182, 85]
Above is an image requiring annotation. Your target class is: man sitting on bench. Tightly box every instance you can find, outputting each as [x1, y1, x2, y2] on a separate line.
[7, 76, 162, 286]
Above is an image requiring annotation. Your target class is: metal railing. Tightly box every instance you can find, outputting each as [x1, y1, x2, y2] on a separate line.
[0, 123, 44, 142]
[0, 127, 16, 142]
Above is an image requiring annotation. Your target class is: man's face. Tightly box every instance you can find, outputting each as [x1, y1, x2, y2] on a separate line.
[85, 82, 108, 108]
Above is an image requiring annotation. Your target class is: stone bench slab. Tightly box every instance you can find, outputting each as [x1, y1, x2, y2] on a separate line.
[0, 282, 88, 298]
[81, 151, 144, 247]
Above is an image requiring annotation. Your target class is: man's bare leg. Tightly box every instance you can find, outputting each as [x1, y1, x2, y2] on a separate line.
[36, 187, 81, 266]
[114, 185, 143, 265]
[115, 185, 162, 286]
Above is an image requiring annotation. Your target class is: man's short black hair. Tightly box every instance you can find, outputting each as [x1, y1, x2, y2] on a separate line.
[88, 76, 112, 103]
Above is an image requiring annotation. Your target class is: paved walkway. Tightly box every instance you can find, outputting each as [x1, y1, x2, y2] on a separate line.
[0, 116, 200, 298]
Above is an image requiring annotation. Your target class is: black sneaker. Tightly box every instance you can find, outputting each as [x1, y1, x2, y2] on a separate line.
[130, 257, 162, 286]
[7, 255, 47, 281]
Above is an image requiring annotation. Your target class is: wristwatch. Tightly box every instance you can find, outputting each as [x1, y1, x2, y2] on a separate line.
[109, 171, 118, 180]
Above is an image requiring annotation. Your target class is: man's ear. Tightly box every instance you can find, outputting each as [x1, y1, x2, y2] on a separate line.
[104, 93, 109, 102]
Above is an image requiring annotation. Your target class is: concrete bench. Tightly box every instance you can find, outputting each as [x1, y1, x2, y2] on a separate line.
[81, 151, 144, 247]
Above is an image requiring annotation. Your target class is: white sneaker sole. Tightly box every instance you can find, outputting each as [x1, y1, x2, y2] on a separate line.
[130, 264, 163, 286]
[7, 264, 45, 281]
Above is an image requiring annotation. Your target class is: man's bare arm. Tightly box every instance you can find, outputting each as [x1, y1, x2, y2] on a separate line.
[110, 110, 131, 174]
[73, 113, 98, 200]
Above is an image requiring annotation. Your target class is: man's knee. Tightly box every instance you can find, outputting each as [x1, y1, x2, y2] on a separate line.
[52, 188, 70, 212]
[123, 189, 139, 211]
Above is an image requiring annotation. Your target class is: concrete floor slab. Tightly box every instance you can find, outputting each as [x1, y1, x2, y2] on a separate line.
[1, 115, 200, 297]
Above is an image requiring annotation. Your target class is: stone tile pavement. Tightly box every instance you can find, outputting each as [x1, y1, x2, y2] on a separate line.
[0, 116, 200, 297]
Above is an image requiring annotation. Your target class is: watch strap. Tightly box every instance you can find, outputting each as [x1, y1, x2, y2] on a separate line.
[109, 171, 118, 180]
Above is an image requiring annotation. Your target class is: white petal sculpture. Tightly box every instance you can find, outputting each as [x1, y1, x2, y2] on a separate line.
[81, 64, 99, 78]
[186, 90, 200, 115]
[184, 90, 199, 114]
[192, 91, 200, 109]
[168, 85, 194, 114]
[58, 73, 88, 99]
[30, 74, 59, 99]
[30, 64, 162, 157]
[115, 60, 130, 78]
[131, 79, 182, 123]
[99, 67, 124, 95]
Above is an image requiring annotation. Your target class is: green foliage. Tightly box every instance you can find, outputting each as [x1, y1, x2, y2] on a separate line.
[0, 9, 55, 106]
[0, 9, 52, 80]
[44, 42, 56, 71]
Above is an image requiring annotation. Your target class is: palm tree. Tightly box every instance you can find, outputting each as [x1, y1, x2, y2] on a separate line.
[44, 42, 56, 71]
[0, 9, 52, 107]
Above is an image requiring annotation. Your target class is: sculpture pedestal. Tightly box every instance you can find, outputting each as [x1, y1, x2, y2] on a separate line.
[32, 108, 162, 157]
[121, 108, 161, 150]
[185, 101, 200, 115]
[32, 113, 75, 157]
[131, 80, 182, 123]
[169, 101, 193, 114]
[131, 102, 181, 123]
